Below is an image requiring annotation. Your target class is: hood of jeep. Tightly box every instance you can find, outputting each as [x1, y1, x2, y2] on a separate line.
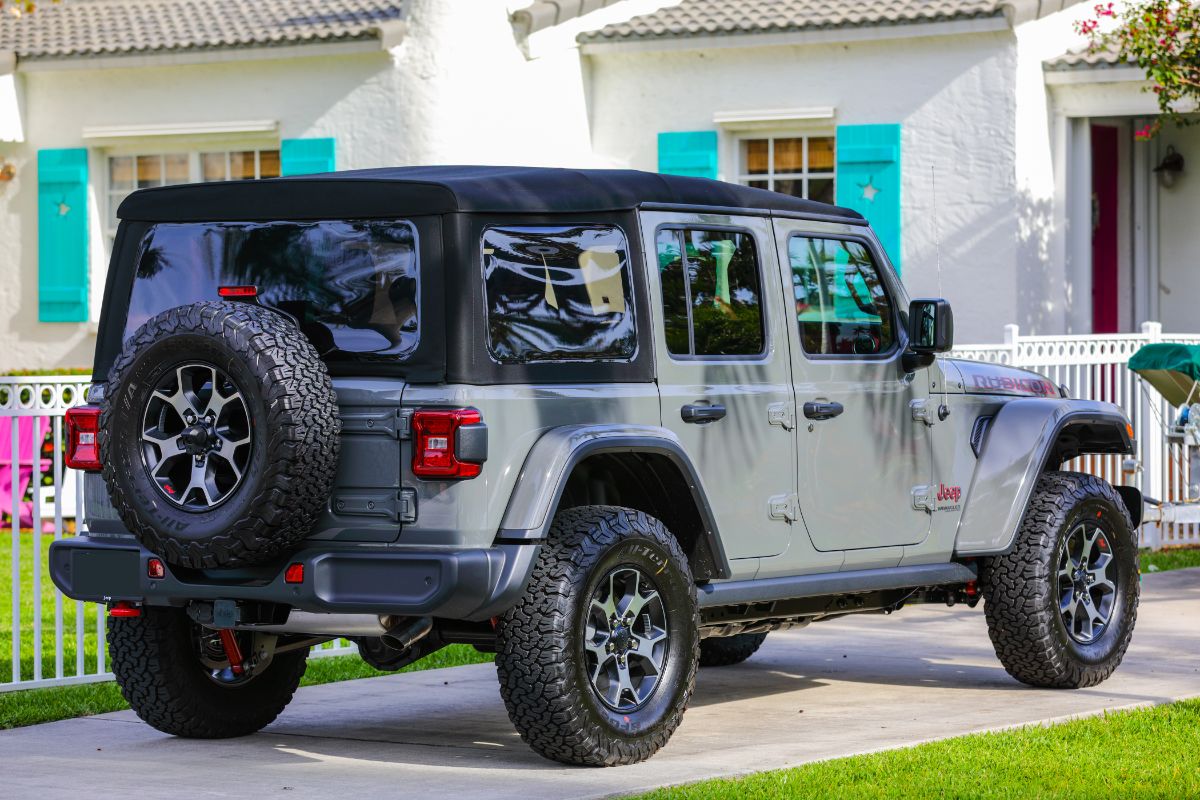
[941, 358, 1062, 398]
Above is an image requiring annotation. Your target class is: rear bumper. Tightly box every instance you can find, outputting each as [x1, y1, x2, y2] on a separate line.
[49, 536, 540, 622]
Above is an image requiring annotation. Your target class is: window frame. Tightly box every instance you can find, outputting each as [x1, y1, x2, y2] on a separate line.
[735, 133, 836, 201]
[478, 222, 640, 366]
[654, 223, 770, 363]
[785, 232, 906, 363]
[104, 147, 282, 247]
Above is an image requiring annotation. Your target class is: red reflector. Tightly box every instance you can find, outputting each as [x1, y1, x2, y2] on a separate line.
[218, 285, 258, 298]
[411, 408, 482, 479]
[284, 563, 305, 584]
[65, 405, 102, 472]
[147, 558, 165, 580]
[108, 601, 141, 618]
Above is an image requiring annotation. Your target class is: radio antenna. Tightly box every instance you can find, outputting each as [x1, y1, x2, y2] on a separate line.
[932, 166, 950, 413]
[932, 166, 943, 299]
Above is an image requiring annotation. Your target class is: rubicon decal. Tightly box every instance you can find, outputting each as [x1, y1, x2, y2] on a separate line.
[951, 360, 1061, 398]
[970, 374, 1057, 397]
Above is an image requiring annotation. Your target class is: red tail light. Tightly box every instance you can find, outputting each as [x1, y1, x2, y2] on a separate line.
[65, 405, 102, 471]
[411, 409, 484, 479]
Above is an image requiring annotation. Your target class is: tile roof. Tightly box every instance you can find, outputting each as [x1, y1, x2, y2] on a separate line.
[0, 0, 407, 61]
[1044, 42, 1125, 71]
[578, 0, 1014, 43]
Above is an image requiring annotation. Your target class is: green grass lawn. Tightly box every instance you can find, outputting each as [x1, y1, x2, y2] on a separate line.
[1140, 546, 1200, 573]
[630, 699, 1200, 800]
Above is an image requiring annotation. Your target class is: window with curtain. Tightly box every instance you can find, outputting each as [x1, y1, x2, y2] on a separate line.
[105, 149, 281, 246]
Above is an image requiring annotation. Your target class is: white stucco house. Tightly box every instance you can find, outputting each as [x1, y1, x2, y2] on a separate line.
[0, 0, 1192, 371]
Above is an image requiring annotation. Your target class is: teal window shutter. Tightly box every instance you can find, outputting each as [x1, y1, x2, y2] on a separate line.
[658, 131, 718, 180]
[835, 124, 902, 273]
[37, 148, 89, 323]
[280, 137, 336, 176]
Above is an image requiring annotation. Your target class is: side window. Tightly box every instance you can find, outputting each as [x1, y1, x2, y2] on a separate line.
[655, 227, 766, 358]
[788, 236, 895, 356]
[483, 225, 636, 363]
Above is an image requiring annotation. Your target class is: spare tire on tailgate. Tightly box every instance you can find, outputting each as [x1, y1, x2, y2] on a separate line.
[101, 301, 340, 568]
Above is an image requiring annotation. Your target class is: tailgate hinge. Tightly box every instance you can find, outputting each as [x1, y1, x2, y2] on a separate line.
[340, 408, 412, 439]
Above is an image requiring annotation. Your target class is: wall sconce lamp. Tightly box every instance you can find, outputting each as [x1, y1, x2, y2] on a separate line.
[1154, 145, 1185, 188]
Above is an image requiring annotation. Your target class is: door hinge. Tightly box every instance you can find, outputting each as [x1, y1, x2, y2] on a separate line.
[768, 493, 800, 523]
[767, 401, 796, 431]
[912, 485, 936, 513]
[910, 399, 950, 427]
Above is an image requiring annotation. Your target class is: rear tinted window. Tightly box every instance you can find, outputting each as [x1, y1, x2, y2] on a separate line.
[125, 220, 419, 362]
[482, 225, 636, 363]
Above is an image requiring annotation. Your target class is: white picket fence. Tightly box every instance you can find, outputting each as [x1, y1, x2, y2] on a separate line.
[0, 376, 353, 694]
[2, 324, 1198, 691]
[951, 321, 1200, 551]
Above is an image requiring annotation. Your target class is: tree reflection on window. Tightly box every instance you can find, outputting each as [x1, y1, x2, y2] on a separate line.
[789, 236, 893, 356]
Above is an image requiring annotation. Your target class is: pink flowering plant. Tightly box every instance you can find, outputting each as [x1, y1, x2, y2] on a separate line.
[1077, 1, 1200, 138]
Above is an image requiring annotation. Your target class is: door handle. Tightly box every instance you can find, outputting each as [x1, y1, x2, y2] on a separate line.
[803, 401, 844, 421]
[681, 403, 727, 424]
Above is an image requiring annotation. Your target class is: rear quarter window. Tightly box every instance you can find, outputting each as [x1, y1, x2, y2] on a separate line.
[125, 220, 419, 362]
[482, 225, 636, 363]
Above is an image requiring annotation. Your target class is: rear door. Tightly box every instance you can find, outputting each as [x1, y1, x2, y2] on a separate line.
[640, 211, 797, 570]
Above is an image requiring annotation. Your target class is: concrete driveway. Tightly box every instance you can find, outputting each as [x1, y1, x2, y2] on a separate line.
[4, 568, 1198, 799]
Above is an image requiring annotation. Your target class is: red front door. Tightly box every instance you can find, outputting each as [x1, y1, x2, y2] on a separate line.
[1091, 125, 1119, 334]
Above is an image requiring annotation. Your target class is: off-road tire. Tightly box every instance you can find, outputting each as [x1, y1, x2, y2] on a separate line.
[495, 506, 699, 767]
[699, 632, 768, 667]
[102, 301, 340, 568]
[108, 607, 308, 738]
[981, 471, 1138, 688]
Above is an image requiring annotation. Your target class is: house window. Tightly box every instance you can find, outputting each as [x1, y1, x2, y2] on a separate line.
[738, 135, 835, 204]
[105, 149, 281, 243]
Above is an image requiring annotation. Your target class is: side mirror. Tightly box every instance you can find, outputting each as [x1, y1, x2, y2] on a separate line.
[902, 298, 954, 372]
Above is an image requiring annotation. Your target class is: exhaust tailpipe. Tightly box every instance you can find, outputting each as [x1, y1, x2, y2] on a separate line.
[381, 616, 433, 652]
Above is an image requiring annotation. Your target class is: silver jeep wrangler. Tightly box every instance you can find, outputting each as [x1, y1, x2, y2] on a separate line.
[52, 166, 1140, 766]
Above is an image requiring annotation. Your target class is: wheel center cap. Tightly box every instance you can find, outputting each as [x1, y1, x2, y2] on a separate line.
[611, 624, 632, 654]
[181, 423, 212, 455]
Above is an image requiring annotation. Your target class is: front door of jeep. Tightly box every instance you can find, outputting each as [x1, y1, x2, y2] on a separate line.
[640, 211, 797, 569]
[772, 223, 932, 557]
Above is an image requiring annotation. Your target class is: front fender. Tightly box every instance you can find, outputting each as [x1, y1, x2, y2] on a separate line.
[495, 424, 729, 576]
[954, 398, 1133, 555]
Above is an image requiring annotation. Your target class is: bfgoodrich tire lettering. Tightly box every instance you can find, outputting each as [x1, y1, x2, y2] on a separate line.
[495, 506, 699, 767]
[108, 607, 307, 738]
[101, 301, 340, 568]
[981, 471, 1138, 688]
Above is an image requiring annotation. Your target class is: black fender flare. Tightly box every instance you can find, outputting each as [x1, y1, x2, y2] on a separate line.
[955, 398, 1135, 555]
[495, 424, 731, 579]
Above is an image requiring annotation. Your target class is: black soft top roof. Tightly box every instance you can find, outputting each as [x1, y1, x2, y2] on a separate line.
[116, 165, 865, 223]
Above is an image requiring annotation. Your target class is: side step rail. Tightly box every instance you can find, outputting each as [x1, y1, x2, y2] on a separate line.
[697, 562, 977, 609]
